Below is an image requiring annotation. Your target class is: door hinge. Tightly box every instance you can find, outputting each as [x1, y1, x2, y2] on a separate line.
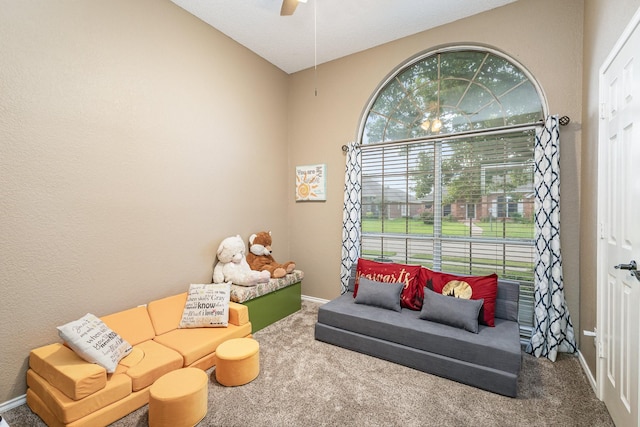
[600, 102, 607, 120]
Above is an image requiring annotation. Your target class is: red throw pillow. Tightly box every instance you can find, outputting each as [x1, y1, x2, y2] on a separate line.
[354, 258, 423, 311]
[424, 269, 498, 327]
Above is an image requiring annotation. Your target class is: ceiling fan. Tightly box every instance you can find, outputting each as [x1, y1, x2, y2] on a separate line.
[280, 0, 307, 16]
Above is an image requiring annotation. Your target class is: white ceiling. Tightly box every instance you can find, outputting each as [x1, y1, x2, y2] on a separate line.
[171, 0, 518, 74]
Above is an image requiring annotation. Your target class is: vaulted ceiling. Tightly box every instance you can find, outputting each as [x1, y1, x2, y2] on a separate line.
[171, 0, 518, 74]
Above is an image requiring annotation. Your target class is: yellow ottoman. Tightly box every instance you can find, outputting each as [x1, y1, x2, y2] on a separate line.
[148, 368, 208, 427]
[215, 338, 260, 386]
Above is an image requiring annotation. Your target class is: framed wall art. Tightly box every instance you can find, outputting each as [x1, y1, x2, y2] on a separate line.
[295, 164, 326, 201]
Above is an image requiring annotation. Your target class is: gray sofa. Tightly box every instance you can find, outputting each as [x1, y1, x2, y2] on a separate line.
[314, 267, 522, 397]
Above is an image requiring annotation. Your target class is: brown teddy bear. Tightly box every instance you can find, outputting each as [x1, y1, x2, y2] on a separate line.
[246, 231, 296, 279]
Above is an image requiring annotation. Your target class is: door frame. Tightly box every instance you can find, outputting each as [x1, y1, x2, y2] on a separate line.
[596, 4, 640, 403]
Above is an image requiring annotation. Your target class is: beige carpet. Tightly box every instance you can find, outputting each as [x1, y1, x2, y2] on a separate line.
[3, 300, 613, 426]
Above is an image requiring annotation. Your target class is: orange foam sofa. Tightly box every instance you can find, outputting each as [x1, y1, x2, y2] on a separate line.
[25, 293, 251, 427]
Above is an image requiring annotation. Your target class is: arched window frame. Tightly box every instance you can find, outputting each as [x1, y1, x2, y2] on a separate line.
[355, 44, 548, 337]
[358, 44, 549, 144]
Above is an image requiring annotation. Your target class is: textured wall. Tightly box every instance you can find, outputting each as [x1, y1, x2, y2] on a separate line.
[0, 0, 288, 402]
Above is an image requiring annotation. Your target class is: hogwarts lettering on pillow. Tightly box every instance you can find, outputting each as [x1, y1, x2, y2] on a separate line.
[354, 258, 424, 311]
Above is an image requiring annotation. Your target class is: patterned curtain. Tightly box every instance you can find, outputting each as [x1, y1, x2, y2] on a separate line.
[340, 142, 361, 294]
[526, 115, 577, 362]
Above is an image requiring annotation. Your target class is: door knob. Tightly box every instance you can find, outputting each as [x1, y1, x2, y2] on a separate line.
[615, 260, 640, 280]
[615, 260, 637, 271]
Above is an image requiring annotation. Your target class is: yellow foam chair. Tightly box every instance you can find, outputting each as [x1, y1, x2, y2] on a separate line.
[148, 368, 208, 427]
[215, 338, 260, 386]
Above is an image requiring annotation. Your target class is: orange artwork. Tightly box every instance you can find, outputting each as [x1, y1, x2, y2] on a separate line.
[295, 164, 326, 201]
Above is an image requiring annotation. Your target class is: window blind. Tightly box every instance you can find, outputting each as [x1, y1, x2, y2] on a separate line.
[361, 129, 537, 336]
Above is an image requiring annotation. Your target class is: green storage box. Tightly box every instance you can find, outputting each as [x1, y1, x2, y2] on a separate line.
[242, 281, 302, 333]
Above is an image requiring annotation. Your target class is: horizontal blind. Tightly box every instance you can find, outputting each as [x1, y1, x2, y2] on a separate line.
[361, 129, 536, 335]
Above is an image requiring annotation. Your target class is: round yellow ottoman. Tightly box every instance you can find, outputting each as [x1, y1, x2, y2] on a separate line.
[215, 338, 260, 386]
[148, 368, 208, 427]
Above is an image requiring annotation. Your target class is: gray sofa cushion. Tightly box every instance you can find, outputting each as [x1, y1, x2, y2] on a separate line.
[317, 293, 521, 375]
[419, 288, 483, 333]
[495, 279, 520, 321]
[346, 263, 358, 293]
[354, 278, 403, 312]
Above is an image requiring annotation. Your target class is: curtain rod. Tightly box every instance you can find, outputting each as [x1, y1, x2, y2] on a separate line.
[341, 115, 570, 152]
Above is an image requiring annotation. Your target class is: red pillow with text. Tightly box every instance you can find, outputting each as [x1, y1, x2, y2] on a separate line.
[424, 269, 498, 327]
[354, 258, 423, 311]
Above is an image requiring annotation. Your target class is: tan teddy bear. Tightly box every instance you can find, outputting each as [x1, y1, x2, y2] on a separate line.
[246, 231, 296, 279]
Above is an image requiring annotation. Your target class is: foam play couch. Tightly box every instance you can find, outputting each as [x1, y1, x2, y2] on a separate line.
[26, 285, 252, 427]
[315, 260, 522, 397]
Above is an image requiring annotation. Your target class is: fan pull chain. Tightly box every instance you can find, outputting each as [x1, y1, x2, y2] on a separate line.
[314, 0, 317, 96]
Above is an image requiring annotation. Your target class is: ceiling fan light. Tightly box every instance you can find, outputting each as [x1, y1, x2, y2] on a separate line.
[420, 120, 431, 131]
[431, 118, 443, 132]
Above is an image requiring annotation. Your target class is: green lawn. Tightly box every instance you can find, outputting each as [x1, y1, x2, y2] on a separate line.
[361, 218, 533, 239]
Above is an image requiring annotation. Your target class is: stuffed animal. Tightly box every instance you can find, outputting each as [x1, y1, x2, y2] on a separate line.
[247, 231, 296, 279]
[212, 235, 271, 286]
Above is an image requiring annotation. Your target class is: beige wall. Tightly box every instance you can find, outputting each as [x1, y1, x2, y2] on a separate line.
[0, 0, 289, 402]
[580, 0, 640, 378]
[289, 0, 584, 335]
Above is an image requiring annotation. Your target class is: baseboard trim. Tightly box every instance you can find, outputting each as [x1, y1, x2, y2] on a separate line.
[0, 394, 26, 413]
[301, 294, 329, 304]
[577, 350, 600, 399]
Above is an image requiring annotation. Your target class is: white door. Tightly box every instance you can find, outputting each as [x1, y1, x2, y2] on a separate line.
[598, 8, 640, 427]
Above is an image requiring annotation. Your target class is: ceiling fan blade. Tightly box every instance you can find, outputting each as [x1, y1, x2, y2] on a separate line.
[280, 0, 298, 16]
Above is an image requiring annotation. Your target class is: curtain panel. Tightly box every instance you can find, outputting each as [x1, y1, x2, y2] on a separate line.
[340, 142, 361, 294]
[526, 115, 577, 361]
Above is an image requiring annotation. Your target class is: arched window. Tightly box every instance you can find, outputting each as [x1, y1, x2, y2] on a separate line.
[358, 45, 547, 335]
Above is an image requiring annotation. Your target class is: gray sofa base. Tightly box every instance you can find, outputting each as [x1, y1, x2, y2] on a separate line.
[317, 266, 522, 396]
[315, 322, 518, 397]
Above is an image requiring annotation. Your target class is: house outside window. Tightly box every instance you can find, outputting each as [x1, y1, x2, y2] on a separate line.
[358, 45, 547, 336]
